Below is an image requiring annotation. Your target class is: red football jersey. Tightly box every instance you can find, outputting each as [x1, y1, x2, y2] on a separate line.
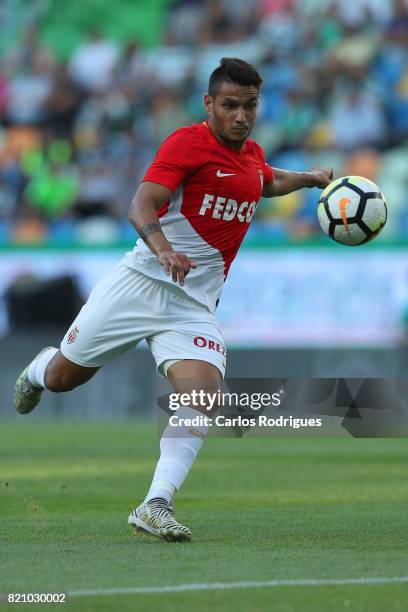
[124, 121, 274, 311]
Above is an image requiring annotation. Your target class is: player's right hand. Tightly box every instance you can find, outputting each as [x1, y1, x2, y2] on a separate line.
[158, 250, 197, 286]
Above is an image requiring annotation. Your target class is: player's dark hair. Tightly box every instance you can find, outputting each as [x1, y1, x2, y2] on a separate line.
[208, 58, 263, 98]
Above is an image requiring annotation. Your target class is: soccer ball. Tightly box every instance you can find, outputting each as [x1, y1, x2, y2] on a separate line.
[317, 176, 387, 246]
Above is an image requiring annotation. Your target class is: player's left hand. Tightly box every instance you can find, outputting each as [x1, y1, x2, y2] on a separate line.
[308, 167, 334, 189]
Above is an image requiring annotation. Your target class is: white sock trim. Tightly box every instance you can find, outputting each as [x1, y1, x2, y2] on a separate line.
[145, 481, 176, 504]
[27, 347, 58, 388]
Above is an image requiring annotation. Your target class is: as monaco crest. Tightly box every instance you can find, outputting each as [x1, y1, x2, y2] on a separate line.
[67, 325, 79, 344]
[258, 168, 264, 190]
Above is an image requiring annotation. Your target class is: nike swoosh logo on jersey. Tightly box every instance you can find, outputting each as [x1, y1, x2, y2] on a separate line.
[216, 170, 235, 177]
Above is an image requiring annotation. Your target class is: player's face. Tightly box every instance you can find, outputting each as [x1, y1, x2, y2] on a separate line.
[204, 82, 259, 150]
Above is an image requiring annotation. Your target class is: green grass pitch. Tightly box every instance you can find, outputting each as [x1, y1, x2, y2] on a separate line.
[1, 422, 408, 611]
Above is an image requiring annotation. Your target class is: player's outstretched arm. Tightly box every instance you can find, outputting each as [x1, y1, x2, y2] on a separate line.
[262, 167, 333, 198]
[128, 181, 197, 286]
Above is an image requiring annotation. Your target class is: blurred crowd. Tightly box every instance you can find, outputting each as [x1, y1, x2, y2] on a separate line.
[0, 0, 407, 245]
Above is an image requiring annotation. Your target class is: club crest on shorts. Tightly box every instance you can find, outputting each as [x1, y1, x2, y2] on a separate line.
[67, 325, 80, 344]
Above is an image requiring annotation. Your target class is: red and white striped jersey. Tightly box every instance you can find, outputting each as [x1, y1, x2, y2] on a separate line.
[124, 121, 274, 312]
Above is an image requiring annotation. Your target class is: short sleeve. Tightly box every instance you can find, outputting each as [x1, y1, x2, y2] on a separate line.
[264, 162, 274, 186]
[253, 141, 274, 187]
[143, 127, 201, 192]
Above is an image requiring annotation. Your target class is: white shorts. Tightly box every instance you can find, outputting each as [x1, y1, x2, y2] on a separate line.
[60, 262, 226, 378]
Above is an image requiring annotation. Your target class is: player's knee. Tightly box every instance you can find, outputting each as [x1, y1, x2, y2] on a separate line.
[185, 380, 222, 416]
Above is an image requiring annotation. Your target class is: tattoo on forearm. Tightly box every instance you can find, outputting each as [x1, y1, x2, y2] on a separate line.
[139, 222, 161, 243]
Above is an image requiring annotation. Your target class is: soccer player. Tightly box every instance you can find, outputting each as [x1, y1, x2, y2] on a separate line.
[13, 58, 333, 542]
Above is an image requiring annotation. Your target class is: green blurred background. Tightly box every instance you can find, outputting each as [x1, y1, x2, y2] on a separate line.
[0, 0, 408, 362]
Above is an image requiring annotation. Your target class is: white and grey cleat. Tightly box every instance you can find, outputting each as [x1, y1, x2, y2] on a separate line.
[13, 347, 53, 414]
[128, 498, 192, 542]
